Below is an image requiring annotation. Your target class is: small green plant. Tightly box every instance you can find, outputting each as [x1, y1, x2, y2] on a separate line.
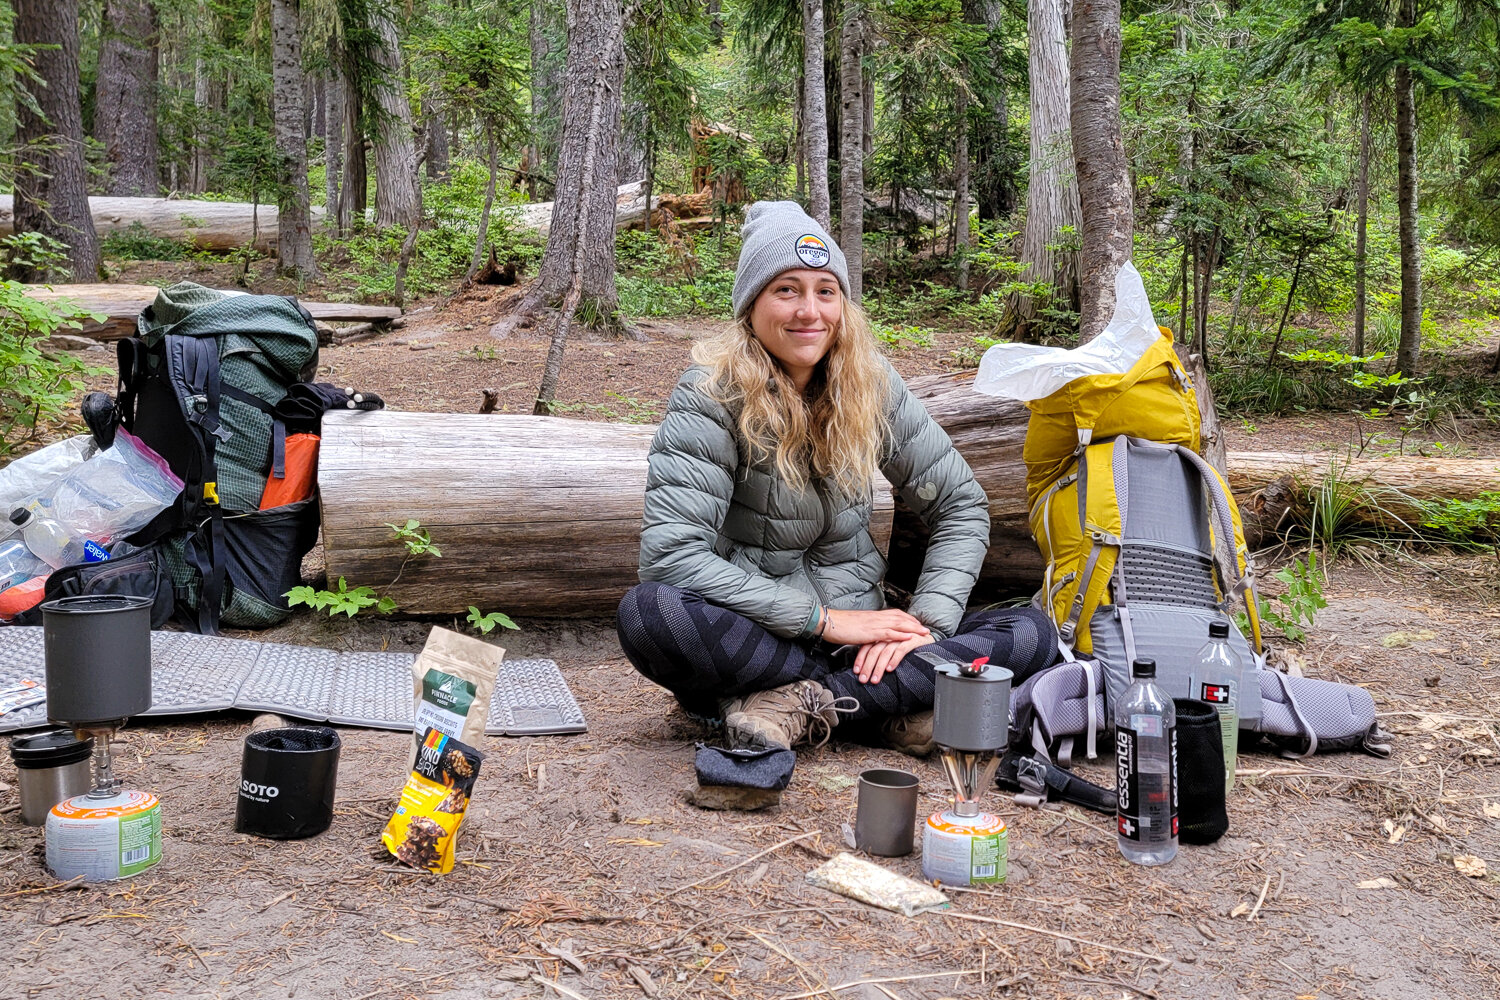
[387, 518, 442, 557]
[285, 577, 398, 617]
[0, 237, 110, 454]
[551, 391, 660, 424]
[1416, 491, 1500, 545]
[1237, 553, 1327, 642]
[285, 520, 443, 618]
[99, 222, 195, 261]
[871, 320, 935, 351]
[466, 606, 519, 635]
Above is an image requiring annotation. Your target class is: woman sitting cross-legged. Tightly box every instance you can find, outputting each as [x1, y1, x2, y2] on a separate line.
[617, 201, 1058, 754]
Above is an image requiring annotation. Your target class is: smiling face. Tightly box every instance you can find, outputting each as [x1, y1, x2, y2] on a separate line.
[746, 269, 844, 391]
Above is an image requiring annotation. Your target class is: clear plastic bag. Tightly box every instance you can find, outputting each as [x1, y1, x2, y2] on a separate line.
[0, 435, 96, 522]
[972, 262, 1160, 401]
[36, 430, 184, 544]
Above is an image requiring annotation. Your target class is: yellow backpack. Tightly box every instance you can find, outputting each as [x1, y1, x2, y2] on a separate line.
[1025, 328, 1265, 658]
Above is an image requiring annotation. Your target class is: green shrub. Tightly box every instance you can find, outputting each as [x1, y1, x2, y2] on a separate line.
[0, 237, 110, 455]
[99, 222, 197, 261]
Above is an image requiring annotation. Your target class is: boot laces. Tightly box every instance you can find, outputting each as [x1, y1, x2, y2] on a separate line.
[800, 685, 860, 749]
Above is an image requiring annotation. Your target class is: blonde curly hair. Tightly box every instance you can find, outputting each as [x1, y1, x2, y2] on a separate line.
[691, 297, 890, 497]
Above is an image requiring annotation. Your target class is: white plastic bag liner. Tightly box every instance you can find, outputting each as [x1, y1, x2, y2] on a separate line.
[37, 430, 184, 544]
[0, 436, 97, 526]
[972, 261, 1160, 401]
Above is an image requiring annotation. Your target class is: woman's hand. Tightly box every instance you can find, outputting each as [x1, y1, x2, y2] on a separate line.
[822, 608, 930, 647]
[853, 633, 933, 685]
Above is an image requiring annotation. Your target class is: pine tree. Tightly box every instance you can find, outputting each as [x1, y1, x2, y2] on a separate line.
[10, 0, 99, 281]
[95, 0, 161, 197]
[271, 0, 319, 278]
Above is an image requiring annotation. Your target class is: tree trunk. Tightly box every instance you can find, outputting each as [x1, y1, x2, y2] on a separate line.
[9, 0, 100, 282]
[1070, 0, 1134, 342]
[1225, 227, 1255, 345]
[325, 67, 344, 226]
[963, 0, 1015, 220]
[531, 0, 630, 411]
[802, 0, 831, 229]
[467, 125, 500, 283]
[954, 86, 972, 291]
[94, 0, 159, 197]
[708, 0, 723, 45]
[838, 4, 864, 302]
[424, 97, 451, 181]
[640, 137, 655, 233]
[862, 39, 874, 159]
[191, 52, 211, 193]
[794, 70, 806, 203]
[339, 68, 366, 232]
[270, 0, 319, 279]
[1394, 22, 1421, 375]
[369, 9, 419, 230]
[1353, 93, 1371, 358]
[531, 0, 565, 177]
[1267, 248, 1305, 364]
[503, 0, 627, 347]
[1006, 0, 1080, 338]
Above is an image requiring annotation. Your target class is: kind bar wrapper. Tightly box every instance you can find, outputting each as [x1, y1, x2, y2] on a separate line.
[382, 728, 484, 874]
[410, 626, 504, 765]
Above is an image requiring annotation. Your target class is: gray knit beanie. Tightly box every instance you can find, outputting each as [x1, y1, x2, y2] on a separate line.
[732, 201, 850, 318]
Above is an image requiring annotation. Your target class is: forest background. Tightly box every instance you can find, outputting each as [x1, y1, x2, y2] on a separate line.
[2, 0, 1500, 469]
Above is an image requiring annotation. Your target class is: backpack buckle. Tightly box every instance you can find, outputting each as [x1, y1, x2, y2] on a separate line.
[203, 481, 219, 505]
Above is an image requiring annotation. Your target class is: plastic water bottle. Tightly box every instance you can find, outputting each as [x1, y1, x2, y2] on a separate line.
[1116, 658, 1178, 866]
[7, 508, 106, 569]
[0, 538, 45, 588]
[1195, 620, 1243, 794]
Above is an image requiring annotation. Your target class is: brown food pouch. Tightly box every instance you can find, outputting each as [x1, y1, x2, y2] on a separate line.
[409, 626, 504, 766]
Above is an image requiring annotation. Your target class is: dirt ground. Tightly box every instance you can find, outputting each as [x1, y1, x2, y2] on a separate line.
[3, 553, 1499, 1000]
[4, 270, 1499, 998]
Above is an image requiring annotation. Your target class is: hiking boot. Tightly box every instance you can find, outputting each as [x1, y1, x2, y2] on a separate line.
[879, 710, 936, 758]
[720, 680, 855, 750]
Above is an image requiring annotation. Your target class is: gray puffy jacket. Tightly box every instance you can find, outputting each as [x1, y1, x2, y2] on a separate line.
[638, 362, 989, 640]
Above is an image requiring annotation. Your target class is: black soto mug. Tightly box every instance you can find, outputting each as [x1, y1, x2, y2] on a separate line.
[235, 726, 341, 839]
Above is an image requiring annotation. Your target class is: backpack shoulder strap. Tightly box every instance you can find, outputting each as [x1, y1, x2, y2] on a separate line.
[1170, 442, 1265, 654]
[164, 333, 229, 635]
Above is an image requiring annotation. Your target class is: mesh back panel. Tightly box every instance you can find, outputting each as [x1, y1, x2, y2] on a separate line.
[1118, 544, 1218, 607]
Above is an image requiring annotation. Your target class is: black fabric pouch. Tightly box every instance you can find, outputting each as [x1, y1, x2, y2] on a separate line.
[694, 743, 797, 791]
[14, 544, 176, 629]
[1174, 697, 1229, 845]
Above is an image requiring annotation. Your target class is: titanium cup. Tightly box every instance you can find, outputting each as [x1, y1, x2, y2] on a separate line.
[854, 767, 920, 857]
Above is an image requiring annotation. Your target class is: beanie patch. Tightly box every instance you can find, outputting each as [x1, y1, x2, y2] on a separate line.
[794, 234, 831, 268]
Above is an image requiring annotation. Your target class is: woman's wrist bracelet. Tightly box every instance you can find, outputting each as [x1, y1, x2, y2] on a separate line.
[814, 605, 831, 639]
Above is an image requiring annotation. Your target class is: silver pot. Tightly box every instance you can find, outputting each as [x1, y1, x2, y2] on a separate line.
[11, 730, 94, 826]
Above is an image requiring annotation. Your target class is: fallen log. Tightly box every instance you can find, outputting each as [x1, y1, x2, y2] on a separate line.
[1226, 452, 1500, 534]
[318, 410, 896, 616]
[319, 403, 1500, 617]
[0, 195, 323, 254]
[24, 284, 401, 341]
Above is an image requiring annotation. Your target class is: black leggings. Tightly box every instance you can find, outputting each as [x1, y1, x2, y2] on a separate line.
[616, 582, 1058, 722]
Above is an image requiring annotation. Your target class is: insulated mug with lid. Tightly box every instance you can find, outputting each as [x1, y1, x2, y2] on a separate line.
[235, 726, 341, 839]
[11, 729, 95, 826]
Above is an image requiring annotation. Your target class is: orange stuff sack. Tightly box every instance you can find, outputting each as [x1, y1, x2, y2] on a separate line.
[0, 575, 48, 621]
[259, 433, 320, 510]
